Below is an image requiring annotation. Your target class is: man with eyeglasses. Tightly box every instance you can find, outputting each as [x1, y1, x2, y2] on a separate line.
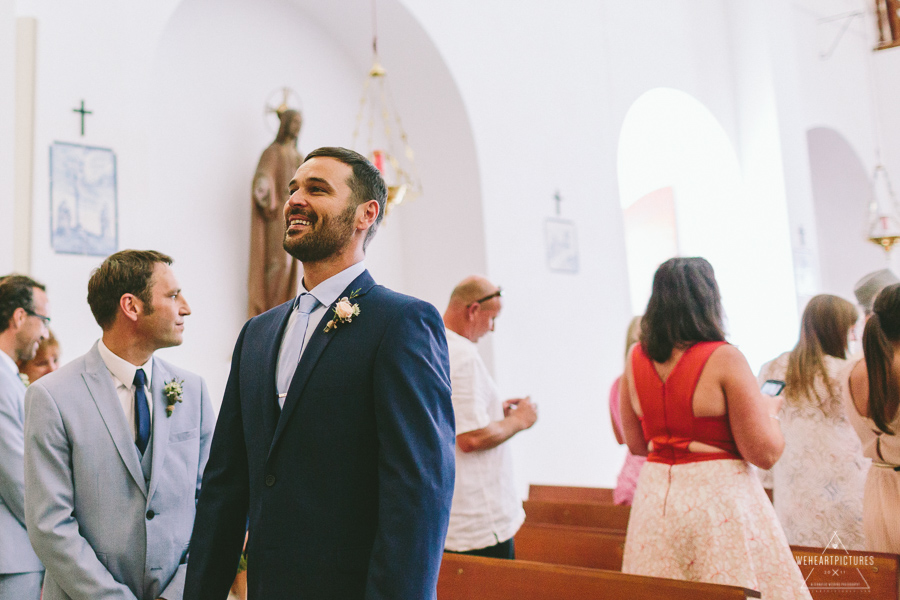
[442, 275, 537, 560]
[0, 275, 49, 600]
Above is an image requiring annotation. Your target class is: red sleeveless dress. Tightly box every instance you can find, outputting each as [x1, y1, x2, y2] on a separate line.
[631, 341, 740, 464]
[622, 342, 812, 600]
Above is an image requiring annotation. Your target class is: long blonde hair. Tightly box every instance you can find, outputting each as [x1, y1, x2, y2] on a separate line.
[785, 295, 858, 404]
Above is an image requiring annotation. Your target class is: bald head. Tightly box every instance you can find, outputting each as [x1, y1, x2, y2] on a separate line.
[448, 276, 498, 307]
[444, 276, 502, 343]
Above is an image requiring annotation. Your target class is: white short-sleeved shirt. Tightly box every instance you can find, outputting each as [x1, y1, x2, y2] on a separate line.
[444, 329, 525, 552]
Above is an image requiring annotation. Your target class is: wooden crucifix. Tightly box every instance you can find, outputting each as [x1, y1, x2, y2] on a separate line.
[72, 100, 92, 136]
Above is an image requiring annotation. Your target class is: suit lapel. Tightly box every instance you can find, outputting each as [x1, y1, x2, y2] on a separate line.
[82, 345, 148, 497]
[147, 358, 173, 502]
[267, 271, 376, 461]
[262, 302, 294, 444]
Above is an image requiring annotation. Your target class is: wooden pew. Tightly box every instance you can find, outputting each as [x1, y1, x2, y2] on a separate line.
[529, 482, 773, 504]
[523, 499, 631, 531]
[791, 546, 899, 600]
[515, 523, 900, 600]
[438, 553, 761, 600]
[528, 484, 614, 504]
[515, 523, 625, 570]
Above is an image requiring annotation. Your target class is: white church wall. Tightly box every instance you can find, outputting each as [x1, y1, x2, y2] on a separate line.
[0, 2, 13, 274]
[399, 0, 816, 492]
[723, 1, 804, 363]
[782, 2, 900, 305]
[147, 0, 376, 404]
[402, 0, 632, 490]
[13, 0, 896, 497]
[808, 127, 887, 301]
[14, 0, 486, 408]
[605, 2, 801, 375]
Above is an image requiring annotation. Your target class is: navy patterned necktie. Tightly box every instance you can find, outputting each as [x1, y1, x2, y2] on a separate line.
[133, 368, 150, 455]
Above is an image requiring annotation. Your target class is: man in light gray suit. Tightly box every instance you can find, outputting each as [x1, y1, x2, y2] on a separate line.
[0, 275, 49, 600]
[24, 250, 214, 600]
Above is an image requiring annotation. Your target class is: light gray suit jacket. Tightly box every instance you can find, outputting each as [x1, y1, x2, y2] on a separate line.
[24, 343, 214, 600]
[0, 355, 43, 575]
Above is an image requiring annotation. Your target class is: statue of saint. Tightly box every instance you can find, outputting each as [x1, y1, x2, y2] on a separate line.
[248, 109, 302, 318]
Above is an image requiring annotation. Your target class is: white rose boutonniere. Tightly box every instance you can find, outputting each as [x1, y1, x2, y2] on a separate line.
[18, 372, 30, 387]
[324, 289, 361, 333]
[164, 378, 185, 417]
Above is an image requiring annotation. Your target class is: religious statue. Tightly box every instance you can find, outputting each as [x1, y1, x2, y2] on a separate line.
[248, 109, 302, 318]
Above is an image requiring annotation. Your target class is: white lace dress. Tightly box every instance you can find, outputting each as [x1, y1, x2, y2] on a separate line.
[758, 353, 871, 550]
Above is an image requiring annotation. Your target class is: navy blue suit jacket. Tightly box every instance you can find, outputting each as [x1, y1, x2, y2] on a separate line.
[184, 270, 455, 599]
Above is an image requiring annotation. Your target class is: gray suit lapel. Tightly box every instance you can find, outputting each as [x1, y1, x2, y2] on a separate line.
[147, 358, 172, 503]
[82, 345, 147, 496]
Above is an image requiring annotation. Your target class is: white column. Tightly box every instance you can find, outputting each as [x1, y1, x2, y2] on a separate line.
[14, 17, 36, 274]
[0, 3, 14, 274]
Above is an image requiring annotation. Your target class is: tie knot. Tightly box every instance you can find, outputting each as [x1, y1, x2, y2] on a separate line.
[296, 293, 319, 315]
[133, 368, 146, 387]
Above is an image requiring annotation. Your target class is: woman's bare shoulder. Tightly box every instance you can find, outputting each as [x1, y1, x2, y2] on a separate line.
[847, 358, 869, 417]
[707, 343, 748, 367]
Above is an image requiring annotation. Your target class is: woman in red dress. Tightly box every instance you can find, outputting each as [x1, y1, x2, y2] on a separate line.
[619, 257, 811, 600]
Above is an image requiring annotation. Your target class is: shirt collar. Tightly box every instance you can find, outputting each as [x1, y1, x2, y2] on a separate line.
[298, 261, 367, 310]
[0, 349, 19, 378]
[97, 339, 153, 389]
[444, 328, 477, 347]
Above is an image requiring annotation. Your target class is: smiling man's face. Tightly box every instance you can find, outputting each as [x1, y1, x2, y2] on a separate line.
[283, 157, 359, 263]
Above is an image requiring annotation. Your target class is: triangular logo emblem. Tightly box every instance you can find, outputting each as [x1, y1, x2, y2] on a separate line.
[796, 532, 871, 592]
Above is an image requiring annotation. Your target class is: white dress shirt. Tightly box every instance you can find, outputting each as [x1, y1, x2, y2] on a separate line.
[0, 349, 20, 383]
[443, 329, 525, 552]
[275, 260, 366, 408]
[97, 339, 153, 440]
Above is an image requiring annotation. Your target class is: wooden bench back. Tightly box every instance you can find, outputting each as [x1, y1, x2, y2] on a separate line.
[523, 499, 631, 531]
[790, 545, 899, 600]
[438, 553, 760, 600]
[528, 484, 614, 504]
[515, 522, 900, 600]
[515, 523, 625, 571]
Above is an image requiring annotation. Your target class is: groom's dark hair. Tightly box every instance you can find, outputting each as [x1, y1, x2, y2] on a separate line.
[303, 147, 387, 250]
[88, 250, 173, 329]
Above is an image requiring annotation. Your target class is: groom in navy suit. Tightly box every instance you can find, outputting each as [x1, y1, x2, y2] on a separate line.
[185, 147, 455, 599]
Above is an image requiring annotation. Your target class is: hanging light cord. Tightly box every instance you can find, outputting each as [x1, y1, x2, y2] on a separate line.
[371, 0, 379, 56]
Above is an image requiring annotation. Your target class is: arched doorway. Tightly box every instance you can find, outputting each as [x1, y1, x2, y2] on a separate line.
[617, 88, 796, 369]
[147, 0, 485, 404]
[808, 127, 890, 300]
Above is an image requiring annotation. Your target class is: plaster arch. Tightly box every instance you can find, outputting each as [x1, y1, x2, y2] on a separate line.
[617, 87, 797, 370]
[807, 126, 889, 301]
[145, 0, 485, 405]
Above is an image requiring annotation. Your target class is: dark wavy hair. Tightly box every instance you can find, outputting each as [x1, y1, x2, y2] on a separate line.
[303, 147, 387, 250]
[862, 282, 900, 434]
[0, 275, 45, 333]
[640, 257, 726, 363]
[87, 250, 172, 330]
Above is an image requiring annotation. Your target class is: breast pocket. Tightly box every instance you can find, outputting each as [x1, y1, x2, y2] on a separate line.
[169, 427, 199, 443]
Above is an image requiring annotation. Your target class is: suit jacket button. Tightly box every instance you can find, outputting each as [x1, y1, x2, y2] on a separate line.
[146, 510, 155, 520]
[265, 474, 276, 487]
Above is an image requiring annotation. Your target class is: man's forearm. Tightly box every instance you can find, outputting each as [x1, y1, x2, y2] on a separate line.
[457, 415, 525, 453]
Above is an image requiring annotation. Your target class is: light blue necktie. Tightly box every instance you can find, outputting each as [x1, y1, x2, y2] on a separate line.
[276, 293, 320, 407]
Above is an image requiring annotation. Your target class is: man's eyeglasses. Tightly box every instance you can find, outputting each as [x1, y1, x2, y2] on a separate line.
[25, 309, 51, 326]
[468, 288, 502, 307]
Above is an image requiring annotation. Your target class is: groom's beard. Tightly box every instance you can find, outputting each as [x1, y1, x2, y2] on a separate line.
[283, 203, 356, 263]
